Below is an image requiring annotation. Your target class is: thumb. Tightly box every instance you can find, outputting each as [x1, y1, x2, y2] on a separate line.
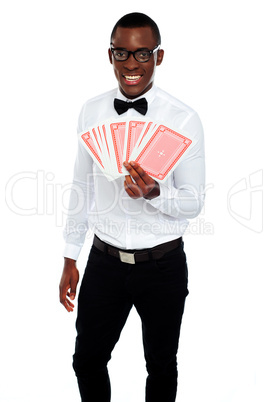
[69, 286, 76, 300]
[69, 273, 79, 300]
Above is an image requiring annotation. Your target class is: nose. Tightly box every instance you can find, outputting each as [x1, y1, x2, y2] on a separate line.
[124, 53, 139, 70]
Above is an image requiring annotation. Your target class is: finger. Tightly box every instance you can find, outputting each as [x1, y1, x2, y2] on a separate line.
[67, 291, 75, 301]
[129, 162, 159, 195]
[124, 161, 146, 184]
[124, 176, 143, 198]
[69, 279, 78, 300]
[63, 298, 75, 312]
[60, 283, 73, 308]
[59, 285, 67, 305]
[127, 162, 156, 194]
[125, 176, 144, 197]
[124, 164, 148, 195]
[60, 289, 75, 312]
[66, 293, 75, 308]
[129, 161, 148, 180]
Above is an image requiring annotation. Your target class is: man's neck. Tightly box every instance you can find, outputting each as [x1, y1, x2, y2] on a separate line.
[116, 85, 156, 103]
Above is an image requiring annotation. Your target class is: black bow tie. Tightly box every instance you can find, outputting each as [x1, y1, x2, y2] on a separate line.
[114, 98, 148, 115]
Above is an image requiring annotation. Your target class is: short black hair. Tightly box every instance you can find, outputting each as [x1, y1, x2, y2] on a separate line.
[110, 12, 161, 45]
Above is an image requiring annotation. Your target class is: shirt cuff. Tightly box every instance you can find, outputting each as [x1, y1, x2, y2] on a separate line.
[63, 243, 82, 261]
[144, 182, 171, 209]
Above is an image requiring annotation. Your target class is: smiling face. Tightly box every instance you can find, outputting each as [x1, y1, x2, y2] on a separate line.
[109, 26, 164, 99]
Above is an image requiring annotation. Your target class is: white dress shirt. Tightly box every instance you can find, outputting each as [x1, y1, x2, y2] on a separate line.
[63, 85, 205, 260]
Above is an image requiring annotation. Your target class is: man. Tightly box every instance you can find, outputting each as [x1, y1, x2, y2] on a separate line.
[59, 12, 205, 402]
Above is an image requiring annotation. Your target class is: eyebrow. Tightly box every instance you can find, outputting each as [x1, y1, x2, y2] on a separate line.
[111, 46, 151, 51]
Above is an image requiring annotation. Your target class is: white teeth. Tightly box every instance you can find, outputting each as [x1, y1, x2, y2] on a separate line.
[124, 75, 141, 80]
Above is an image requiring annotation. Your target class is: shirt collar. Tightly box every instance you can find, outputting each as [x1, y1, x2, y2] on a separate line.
[116, 85, 157, 107]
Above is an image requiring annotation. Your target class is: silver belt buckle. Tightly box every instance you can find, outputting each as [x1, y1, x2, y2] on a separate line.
[119, 250, 135, 264]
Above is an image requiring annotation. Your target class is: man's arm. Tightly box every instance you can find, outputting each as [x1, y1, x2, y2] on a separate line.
[123, 112, 205, 218]
[59, 258, 79, 312]
[60, 139, 94, 311]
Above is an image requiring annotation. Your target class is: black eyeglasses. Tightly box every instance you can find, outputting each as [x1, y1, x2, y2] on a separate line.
[110, 45, 160, 63]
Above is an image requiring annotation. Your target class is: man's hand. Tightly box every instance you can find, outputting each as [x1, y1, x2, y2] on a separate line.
[59, 258, 79, 312]
[123, 161, 160, 200]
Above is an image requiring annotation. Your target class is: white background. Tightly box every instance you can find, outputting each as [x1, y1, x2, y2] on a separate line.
[1, 0, 267, 401]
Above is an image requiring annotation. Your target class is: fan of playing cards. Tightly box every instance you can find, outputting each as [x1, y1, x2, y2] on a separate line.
[79, 117, 194, 182]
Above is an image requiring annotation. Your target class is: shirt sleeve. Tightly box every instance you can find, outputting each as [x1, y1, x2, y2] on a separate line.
[63, 106, 95, 260]
[145, 111, 205, 219]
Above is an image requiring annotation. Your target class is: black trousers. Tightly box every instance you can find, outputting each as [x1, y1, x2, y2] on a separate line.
[73, 240, 189, 402]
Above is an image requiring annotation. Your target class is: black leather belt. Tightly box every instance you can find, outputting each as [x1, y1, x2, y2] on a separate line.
[93, 235, 182, 264]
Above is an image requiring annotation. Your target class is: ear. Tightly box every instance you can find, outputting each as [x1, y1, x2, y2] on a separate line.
[156, 49, 164, 66]
[108, 48, 113, 64]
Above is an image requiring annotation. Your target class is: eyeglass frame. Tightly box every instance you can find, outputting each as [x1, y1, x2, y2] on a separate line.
[110, 44, 160, 63]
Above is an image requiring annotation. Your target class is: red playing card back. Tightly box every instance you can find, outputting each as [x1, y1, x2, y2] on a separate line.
[135, 125, 192, 181]
[81, 131, 104, 168]
[125, 120, 147, 162]
[110, 122, 126, 173]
